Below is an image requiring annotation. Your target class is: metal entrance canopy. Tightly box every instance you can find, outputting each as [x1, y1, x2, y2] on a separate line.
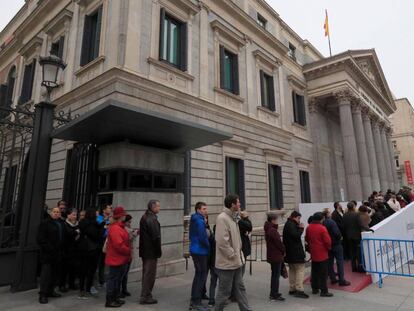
[52, 100, 232, 151]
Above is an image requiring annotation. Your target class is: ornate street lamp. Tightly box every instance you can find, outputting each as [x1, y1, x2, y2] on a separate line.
[39, 55, 66, 102]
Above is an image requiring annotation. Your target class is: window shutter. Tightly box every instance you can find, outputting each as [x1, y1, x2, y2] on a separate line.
[28, 60, 36, 100]
[94, 6, 103, 60]
[268, 75, 276, 111]
[298, 95, 306, 126]
[0, 84, 7, 107]
[238, 159, 245, 210]
[301, 96, 307, 126]
[292, 91, 298, 122]
[80, 14, 92, 66]
[276, 165, 283, 209]
[259, 70, 265, 107]
[6, 76, 15, 108]
[159, 8, 166, 60]
[58, 36, 65, 59]
[233, 54, 239, 95]
[219, 46, 225, 90]
[180, 22, 187, 71]
[225, 156, 230, 195]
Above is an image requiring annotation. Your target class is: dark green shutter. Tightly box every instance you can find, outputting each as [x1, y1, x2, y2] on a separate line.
[180, 22, 187, 71]
[292, 91, 298, 123]
[300, 95, 306, 126]
[58, 36, 65, 59]
[94, 6, 103, 60]
[275, 165, 283, 208]
[80, 14, 92, 66]
[268, 75, 275, 111]
[233, 54, 239, 95]
[219, 46, 225, 90]
[159, 8, 166, 60]
[238, 159, 245, 210]
[260, 70, 265, 107]
[225, 156, 230, 194]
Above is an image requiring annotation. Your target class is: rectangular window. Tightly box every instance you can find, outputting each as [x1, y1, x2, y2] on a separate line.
[50, 36, 65, 59]
[257, 13, 267, 28]
[80, 6, 103, 66]
[19, 59, 36, 104]
[288, 43, 296, 60]
[220, 46, 239, 95]
[299, 170, 311, 203]
[268, 165, 283, 209]
[292, 91, 306, 126]
[260, 70, 275, 111]
[395, 156, 400, 169]
[225, 157, 245, 209]
[159, 8, 187, 71]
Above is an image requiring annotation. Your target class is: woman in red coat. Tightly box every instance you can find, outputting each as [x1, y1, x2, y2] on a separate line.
[105, 206, 131, 308]
[264, 213, 286, 302]
[305, 212, 333, 297]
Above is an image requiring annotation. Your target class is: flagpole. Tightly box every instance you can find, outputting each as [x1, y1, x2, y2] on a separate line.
[325, 9, 332, 57]
[328, 32, 332, 57]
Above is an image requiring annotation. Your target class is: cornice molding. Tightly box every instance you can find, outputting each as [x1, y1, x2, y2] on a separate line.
[43, 9, 73, 36]
[18, 36, 43, 58]
[287, 75, 306, 91]
[210, 20, 246, 48]
[253, 49, 282, 69]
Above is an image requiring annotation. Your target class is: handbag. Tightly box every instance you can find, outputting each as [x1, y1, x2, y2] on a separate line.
[281, 262, 288, 279]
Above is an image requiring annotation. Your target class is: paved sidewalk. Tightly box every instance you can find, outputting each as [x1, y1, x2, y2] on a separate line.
[1, 261, 414, 311]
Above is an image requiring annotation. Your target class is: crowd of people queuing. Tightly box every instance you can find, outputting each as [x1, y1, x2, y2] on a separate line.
[36, 187, 412, 309]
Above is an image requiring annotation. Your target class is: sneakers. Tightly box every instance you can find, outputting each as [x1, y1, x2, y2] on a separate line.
[269, 294, 285, 301]
[90, 286, 99, 295]
[189, 303, 210, 311]
[294, 291, 309, 299]
[208, 301, 215, 307]
[339, 280, 351, 286]
[320, 292, 334, 297]
[139, 298, 158, 304]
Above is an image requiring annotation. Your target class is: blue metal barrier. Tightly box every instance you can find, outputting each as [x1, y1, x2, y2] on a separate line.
[361, 237, 414, 288]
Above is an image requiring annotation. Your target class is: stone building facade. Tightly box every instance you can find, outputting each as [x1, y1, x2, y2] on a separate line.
[389, 98, 414, 187]
[0, 0, 400, 279]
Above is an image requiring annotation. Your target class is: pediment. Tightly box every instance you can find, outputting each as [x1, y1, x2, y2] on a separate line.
[350, 50, 395, 108]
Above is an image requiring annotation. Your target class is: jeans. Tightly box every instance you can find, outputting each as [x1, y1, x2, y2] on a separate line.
[106, 264, 128, 300]
[311, 260, 328, 294]
[191, 255, 209, 304]
[328, 244, 345, 282]
[39, 262, 59, 296]
[209, 267, 218, 304]
[121, 262, 131, 293]
[349, 239, 361, 272]
[97, 251, 106, 285]
[270, 262, 282, 297]
[79, 251, 100, 292]
[141, 258, 157, 300]
[215, 267, 251, 311]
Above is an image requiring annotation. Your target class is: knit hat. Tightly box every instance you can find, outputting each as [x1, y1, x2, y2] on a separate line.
[113, 206, 127, 219]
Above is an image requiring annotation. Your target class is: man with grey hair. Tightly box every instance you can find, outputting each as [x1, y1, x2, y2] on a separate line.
[139, 200, 161, 304]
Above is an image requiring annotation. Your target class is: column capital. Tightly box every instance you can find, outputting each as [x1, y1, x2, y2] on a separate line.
[335, 89, 358, 106]
[198, 1, 211, 12]
[308, 97, 319, 113]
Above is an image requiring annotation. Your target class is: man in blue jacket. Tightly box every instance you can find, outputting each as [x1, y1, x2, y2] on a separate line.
[322, 209, 350, 286]
[189, 202, 210, 311]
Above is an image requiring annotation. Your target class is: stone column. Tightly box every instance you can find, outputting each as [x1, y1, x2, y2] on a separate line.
[362, 111, 381, 191]
[380, 125, 394, 191]
[351, 103, 372, 199]
[372, 120, 388, 191]
[337, 92, 363, 200]
[386, 130, 400, 189]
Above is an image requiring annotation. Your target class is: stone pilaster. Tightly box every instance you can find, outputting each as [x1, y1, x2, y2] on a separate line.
[380, 125, 394, 191]
[336, 91, 363, 200]
[362, 111, 381, 191]
[372, 120, 388, 191]
[351, 102, 372, 199]
[386, 130, 400, 189]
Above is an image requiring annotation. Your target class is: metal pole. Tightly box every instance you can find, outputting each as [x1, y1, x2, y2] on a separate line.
[11, 101, 56, 292]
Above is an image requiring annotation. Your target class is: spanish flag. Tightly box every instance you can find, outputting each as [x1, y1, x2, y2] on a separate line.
[324, 9, 329, 37]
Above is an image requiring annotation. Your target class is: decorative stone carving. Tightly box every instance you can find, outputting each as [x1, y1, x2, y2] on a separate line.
[308, 97, 319, 113]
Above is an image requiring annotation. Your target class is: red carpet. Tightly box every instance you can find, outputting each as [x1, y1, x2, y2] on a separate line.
[304, 261, 372, 293]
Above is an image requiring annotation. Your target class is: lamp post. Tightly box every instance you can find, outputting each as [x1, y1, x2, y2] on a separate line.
[11, 55, 66, 292]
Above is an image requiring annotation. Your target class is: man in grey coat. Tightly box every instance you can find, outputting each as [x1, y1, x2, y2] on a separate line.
[214, 194, 251, 311]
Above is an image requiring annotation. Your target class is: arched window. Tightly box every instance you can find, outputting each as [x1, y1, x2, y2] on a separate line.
[5, 66, 17, 108]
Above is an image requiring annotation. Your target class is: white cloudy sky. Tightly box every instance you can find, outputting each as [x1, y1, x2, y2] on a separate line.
[1, 1, 413, 104]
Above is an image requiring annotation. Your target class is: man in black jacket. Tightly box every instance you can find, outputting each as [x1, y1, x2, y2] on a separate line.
[323, 209, 350, 286]
[238, 211, 252, 273]
[282, 211, 309, 299]
[342, 202, 363, 272]
[37, 207, 65, 304]
[139, 200, 162, 305]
